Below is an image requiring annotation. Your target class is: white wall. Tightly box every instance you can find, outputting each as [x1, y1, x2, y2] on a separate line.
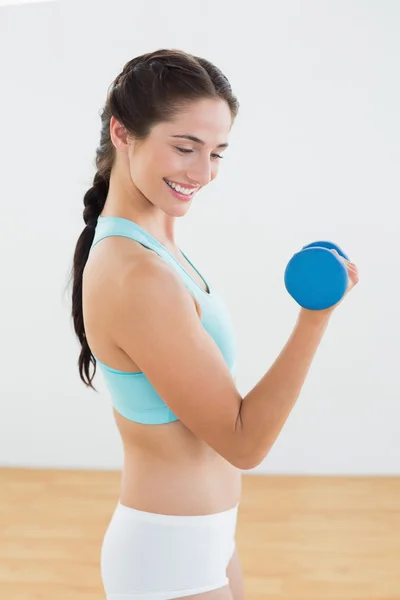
[1, 0, 399, 475]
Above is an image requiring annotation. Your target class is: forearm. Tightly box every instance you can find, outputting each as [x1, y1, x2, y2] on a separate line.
[236, 310, 332, 469]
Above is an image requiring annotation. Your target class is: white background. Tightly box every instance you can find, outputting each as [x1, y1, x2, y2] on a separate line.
[1, 0, 399, 475]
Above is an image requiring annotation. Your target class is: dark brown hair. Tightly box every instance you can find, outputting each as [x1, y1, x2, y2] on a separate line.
[67, 48, 239, 390]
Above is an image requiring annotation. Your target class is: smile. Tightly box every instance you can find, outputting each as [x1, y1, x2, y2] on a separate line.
[164, 179, 197, 200]
[164, 179, 198, 195]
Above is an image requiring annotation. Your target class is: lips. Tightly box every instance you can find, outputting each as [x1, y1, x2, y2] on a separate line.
[164, 178, 196, 201]
[164, 178, 198, 191]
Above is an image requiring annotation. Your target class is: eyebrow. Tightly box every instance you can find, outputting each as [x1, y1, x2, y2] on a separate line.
[171, 134, 229, 149]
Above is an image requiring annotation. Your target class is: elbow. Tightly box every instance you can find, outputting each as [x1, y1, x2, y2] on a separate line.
[230, 415, 267, 470]
[235, 457, 263, 471]
[231, 450, 266, 471]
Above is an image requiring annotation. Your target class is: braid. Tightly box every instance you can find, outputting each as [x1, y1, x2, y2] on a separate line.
[83, 171, 109, 229]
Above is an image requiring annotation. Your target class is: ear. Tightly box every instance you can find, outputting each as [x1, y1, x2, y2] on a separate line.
[110, 116, 131, 153]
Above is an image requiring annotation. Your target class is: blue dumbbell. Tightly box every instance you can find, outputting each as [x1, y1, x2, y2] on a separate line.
[284, 240, 350, 310]
[301, 241, 350, 261]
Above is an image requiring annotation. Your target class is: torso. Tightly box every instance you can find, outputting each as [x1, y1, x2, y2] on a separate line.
[83, 234, 241, 515]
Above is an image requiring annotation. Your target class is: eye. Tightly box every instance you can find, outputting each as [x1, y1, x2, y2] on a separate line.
[175, 147, 193, 154]
[175, 147, 224, 160]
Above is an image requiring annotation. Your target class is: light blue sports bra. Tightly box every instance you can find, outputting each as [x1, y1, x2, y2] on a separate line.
[88, 216, 238, 425]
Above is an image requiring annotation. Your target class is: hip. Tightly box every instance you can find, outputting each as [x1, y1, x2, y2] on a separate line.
[101, 500, 239, 598]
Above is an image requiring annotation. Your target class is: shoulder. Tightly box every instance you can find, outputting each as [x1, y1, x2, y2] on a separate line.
[86, 236, 201, 321]
[86, 235, 162, 292]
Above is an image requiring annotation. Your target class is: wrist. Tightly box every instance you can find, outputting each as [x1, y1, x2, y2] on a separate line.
[297, 307, 333, 327]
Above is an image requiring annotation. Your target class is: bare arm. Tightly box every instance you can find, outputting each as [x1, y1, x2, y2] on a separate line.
[235, 309, 331, 468]
[113, 257, 334, 470]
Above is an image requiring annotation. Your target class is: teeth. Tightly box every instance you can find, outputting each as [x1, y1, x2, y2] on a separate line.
[166, 179, 195, 195]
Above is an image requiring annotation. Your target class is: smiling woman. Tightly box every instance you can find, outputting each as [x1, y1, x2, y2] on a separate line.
[68, 49, 243, 600]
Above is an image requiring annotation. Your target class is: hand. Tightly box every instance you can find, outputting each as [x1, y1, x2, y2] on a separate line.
[330, 249, 359, 307]
[299, 250, 359, 320]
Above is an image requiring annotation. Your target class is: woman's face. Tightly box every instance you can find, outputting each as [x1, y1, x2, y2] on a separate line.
[127, 98, 232, 213]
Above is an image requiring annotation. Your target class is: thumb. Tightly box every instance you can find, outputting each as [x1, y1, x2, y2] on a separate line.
[331, 249, 345, 262]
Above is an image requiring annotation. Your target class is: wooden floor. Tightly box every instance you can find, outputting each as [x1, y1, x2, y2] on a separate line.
[0, 469, 399, 599]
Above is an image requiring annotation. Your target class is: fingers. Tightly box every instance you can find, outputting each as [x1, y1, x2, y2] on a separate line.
[331, 249, 359, 285]
[331, 249, 358, 272]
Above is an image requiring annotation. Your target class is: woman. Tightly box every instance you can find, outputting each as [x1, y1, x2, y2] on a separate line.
[69, 49, 358, 599]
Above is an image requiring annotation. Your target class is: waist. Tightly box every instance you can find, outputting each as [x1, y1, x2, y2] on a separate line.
[115, 499, 239, 524]
[119, 451, 242, 515]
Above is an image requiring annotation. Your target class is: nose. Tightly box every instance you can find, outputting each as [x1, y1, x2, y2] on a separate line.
[187, 158, 213, 187]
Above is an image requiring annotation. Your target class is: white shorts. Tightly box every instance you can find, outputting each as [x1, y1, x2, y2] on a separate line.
[100, 501, 239, 599]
